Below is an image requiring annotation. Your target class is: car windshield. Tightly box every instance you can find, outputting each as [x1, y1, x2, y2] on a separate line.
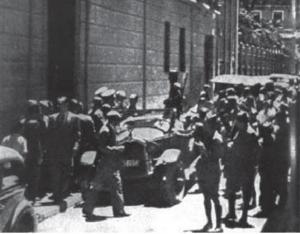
[131, 127, 164, 141]
[117, 127, 165, 142]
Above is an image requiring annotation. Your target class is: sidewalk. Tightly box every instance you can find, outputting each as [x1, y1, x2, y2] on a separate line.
[34, 193, 83, 223]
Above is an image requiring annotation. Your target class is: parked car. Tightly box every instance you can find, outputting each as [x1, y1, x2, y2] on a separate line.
[0, 146, 37, 232]
[80, 112, 198, 207]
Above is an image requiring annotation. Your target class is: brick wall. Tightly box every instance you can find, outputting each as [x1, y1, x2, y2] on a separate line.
[78, 0, 215, 109]
[0, 0, 48, 139]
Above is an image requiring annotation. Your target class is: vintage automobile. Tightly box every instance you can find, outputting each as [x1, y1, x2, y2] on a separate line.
[0, 146, 37, 232]
[210, 74, 272, 91]
[210, 73, 300, 91]
[80, 112, 198, 207]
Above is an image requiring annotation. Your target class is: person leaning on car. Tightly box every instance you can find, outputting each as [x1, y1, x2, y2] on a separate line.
[82, 110, 129, 221]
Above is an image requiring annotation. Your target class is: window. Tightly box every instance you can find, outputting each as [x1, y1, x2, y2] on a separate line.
[0, 161, 23, 191]
[164, 21, 170, 72]
[179, 28, 186, 72]
[272, 10, 284, 23]
[252, 10, 262, 22]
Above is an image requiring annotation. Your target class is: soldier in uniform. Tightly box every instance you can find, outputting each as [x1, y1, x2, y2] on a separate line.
[48, 97, 81, 204]
[115, 90, 127, 114]
[89, 96, 105, 133]
[23, 100, 46, 203]
[124, 94, 139, 118]
[101, 89, 116, 107]
[94, 86, 108, 98]
[82, 110, 129, 221]
[255, 122, 276, 217]
[224, 112, 259, 227]
[194, 116, 224, 232]
[70, 99, 96, 190]
[273, 106, 290, 209]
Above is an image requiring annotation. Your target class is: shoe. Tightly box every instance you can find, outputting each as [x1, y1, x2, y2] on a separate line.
[222, 213, 236, 221]
[253, 211, 269, 218]
[114, 213, 130, 218]
[209, 227, 223, 233]
[199, 223, 212, 232]
[237, 219, 254, 228]
[85, 214, 106, 222]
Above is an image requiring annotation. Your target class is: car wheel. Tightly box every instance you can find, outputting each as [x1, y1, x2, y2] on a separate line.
[158, 162, 186, 206]
[10, 206, 37, 232]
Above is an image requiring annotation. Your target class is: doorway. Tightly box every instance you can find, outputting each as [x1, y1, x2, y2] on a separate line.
[47, 0, 76, 99]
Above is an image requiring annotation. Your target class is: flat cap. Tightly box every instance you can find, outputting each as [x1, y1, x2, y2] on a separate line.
[57, 96, 68, 104]
[102, 103, 111, 111]
[116, 90, 126, 99]
[204, 84, 211, 89]
[106, 110, 122, 119]
[27, 99, 39, 107]
[174, 82, 182, 89]
[129, 93, 138, 100]
[101, 89, 115, 98]
[94, 87, 108, 96]
[236, 112, 248, 123]
[39, 100, 50, 108]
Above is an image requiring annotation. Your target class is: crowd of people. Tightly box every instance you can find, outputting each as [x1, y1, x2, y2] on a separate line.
[177, 79, 297, 232]
[1, 87, 139, 219]
[0, 76, 297, 229]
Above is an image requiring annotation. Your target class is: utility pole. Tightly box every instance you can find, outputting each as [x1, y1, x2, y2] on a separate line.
[234, 0, 240, 74]
[292, 0, 297, 74]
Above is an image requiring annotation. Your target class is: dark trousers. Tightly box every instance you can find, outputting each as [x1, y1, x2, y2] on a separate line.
[83, 170, 125, 216]
[25, 159, 41, 201]
[259, 171, 276, 214]
[51, 160, 72, 202]
[227, 170, 255, 221]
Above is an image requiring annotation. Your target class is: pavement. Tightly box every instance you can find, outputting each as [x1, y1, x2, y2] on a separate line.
[37, 176, 269, 233]
[33, 193, 82, 223]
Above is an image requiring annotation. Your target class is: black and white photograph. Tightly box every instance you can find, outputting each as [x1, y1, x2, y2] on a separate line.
[0, 0, 299, 232]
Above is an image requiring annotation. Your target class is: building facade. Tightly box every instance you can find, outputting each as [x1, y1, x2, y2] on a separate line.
[0, 0, 48, 139]
[0, 0, 218, 139]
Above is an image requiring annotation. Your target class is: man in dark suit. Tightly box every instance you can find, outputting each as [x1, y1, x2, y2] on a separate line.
[48, 97, 81, 204]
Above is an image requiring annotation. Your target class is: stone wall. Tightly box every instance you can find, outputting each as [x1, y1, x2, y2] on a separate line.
[0, 0, 48, 139]
[78, 0, 215, 109]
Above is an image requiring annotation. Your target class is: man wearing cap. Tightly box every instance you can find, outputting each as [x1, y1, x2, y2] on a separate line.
[255, 121, 277, 218]
[224, 112, 259, 227]
[272, 106, 290, 209]
[83, 110, 129, 221]
[70, 99, 96, 190]
[194, 116, 224, 232]
[94, 86, 108, 98]
[22, 100, 47, 203]
[124, 94, 139, 118]
[89, 96, 105, 133]
[48, 97, 81, 204]
[114, 90, 127, 115]
[101, 89, 116, 107]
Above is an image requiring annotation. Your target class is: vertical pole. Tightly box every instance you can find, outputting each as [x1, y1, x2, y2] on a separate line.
[84, 0, 90, 109]
[234, 0, 239, 74]
[26, 0, 33, 99]
[142, 0, 147, 110]
[212, 13, 217, 79]
[190, 7, 194, 97]
[292, 0, 297, 74]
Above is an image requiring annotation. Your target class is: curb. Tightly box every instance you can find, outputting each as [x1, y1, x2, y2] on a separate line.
[34, 193, 83, 223]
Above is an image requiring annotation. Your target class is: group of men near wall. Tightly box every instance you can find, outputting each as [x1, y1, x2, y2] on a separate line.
[0, 74, 296, 231]
[1, 88, 139, 220]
